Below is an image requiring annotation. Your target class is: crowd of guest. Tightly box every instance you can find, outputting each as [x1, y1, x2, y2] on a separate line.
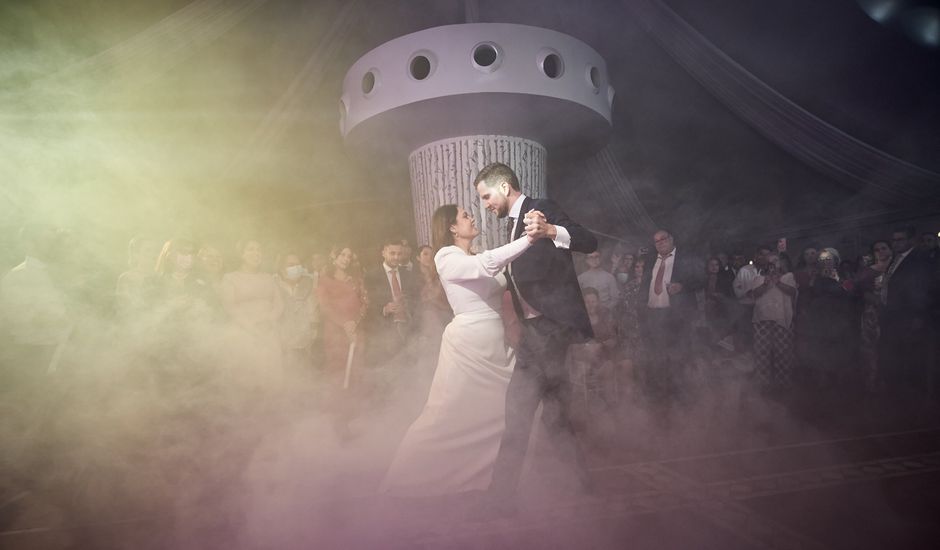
[1, 229, 455, 440]
[0, 227, 461, 545]
[569, 225, 940, 411]
[3, 223, 938, 418]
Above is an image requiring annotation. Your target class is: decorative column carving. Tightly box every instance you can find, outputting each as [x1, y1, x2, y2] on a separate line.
[408, 135, 547, 250]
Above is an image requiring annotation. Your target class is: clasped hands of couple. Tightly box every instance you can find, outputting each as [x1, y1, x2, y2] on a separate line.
[522, 209, 553, 243]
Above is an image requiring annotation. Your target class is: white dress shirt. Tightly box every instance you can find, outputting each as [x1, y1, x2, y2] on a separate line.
[383, 262, 402, 293]
[647, 248, 676, 309]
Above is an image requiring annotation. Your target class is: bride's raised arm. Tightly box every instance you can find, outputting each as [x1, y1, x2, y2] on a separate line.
[436, 236, 532, 283]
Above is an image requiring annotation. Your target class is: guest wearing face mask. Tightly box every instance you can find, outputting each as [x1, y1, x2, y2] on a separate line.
[275, 252, 319, 373]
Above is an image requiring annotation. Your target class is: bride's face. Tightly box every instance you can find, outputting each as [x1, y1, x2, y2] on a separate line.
[451, 207, 479, 240]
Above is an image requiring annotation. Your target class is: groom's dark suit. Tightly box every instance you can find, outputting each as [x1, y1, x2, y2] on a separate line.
[489, 195, 597, 498]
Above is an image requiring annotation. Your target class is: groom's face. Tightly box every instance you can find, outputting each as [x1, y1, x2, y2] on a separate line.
[476, 181, 511, 218]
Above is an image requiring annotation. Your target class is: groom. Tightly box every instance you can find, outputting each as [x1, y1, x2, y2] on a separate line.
[475, 162, 597, 510]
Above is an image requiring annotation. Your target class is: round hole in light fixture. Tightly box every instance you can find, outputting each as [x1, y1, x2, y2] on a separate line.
[587, 65, 602, 91]
[472, 42, 500, 69]
[361, 70, 376, 95]
[538, 50, 564, 79]
[409, 54, 432, 80]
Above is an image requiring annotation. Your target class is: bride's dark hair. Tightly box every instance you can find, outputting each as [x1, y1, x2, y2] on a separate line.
[431, 204, 458, 252]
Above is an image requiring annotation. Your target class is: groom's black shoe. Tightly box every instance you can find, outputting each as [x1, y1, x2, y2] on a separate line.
[466, 493, 518, 523]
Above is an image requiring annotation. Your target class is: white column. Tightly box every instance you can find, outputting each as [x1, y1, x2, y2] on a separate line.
[408, 135, 547, 250]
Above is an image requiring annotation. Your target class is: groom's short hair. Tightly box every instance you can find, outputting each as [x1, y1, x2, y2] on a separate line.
[475, 162, 520, 191]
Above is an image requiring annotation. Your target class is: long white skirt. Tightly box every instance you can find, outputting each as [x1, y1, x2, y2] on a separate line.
[379, 311, 514, 497]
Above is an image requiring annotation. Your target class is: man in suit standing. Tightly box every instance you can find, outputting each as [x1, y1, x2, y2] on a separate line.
[474, 162, 597, 513]
[879, 226, 932, 393]
[364, 237, 419, 367]
[640, 229, 704, 400]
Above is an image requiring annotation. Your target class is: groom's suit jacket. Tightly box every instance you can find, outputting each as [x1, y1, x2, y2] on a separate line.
[507, 196, 598, 340]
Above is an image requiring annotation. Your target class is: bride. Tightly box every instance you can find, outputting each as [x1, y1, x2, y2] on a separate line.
[379, 204, 543, 496]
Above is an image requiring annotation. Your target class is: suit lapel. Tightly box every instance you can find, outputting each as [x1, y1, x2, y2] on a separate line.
[513, 197, 533, 240]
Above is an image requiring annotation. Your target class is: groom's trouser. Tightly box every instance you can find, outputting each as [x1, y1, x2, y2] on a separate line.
[489, 315, 590, 497]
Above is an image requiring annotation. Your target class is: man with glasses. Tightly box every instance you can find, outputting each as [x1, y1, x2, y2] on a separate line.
[640, 229, 704, 400]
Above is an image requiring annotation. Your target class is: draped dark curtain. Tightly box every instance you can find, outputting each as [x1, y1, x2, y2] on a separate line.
[583, 0, 939, 239]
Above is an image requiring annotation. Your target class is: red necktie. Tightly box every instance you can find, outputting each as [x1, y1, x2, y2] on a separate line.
[654, 255, 670, 295]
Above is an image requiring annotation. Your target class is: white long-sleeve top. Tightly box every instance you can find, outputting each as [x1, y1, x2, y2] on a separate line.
[434, 237, 532, 318]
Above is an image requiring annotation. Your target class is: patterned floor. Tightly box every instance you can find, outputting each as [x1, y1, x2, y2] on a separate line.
[397, 426, 940, 549]
[4, 386, 940, 550]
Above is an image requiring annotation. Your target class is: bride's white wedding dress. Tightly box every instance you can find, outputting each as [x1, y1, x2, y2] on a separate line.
[379, 237, 532, 496]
